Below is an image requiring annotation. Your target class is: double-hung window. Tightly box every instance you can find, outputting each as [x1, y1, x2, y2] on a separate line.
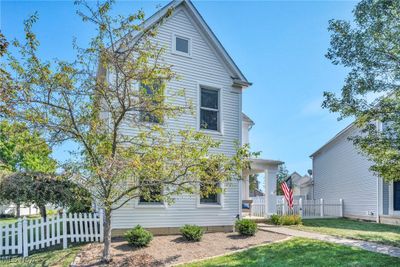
[200, 87, 220, 131]
[200, 182, 220, 205]
[139, 184, 163, 205]
[139, 80, 163, 123]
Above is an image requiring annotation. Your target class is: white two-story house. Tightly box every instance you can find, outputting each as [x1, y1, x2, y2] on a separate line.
[105, 0, 282, 236]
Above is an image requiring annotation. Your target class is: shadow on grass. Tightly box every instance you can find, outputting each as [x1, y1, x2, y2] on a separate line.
[186, 238, 400, 267]
[295, 218, 400, 247]
[0, 244, 82, 267]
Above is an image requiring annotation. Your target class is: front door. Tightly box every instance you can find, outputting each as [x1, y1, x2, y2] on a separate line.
[394, 182, 400, 211]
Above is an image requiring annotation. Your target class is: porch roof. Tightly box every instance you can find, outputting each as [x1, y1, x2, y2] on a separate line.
[248, 158, 284, 174]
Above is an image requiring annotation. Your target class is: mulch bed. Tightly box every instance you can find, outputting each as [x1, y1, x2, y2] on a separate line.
[76, 229, 287, 266]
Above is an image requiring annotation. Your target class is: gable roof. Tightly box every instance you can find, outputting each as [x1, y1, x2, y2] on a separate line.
[132, 0, 251, 88]
[242, 112, 255, 126]
[309, 122, 355, 158]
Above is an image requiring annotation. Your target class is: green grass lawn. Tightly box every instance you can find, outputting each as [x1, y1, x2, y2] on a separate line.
[0, 245, 81, 267]
[183, 237, 400, 267]
[0, 216, 40, 225]
[290, 218, 400, 247]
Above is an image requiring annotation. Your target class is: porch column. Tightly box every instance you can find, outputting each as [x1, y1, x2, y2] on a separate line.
[264, 169, 269, 217]
[265, 168, 278, 216]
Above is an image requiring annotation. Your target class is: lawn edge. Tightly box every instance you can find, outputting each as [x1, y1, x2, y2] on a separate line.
[172, 236, 293, 267]
[288, 224, 400, 248]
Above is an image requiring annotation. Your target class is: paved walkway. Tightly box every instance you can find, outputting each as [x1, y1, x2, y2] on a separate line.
[258, 224, 400, 258]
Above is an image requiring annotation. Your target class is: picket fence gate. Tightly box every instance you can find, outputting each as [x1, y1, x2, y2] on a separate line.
[0, 211, 103, 258]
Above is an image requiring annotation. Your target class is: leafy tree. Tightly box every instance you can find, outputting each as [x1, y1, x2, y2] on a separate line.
[0, 1, 252, 261]
[0, 172, 91, 219]
[0, 121, 56, 173]
[276, 164, 289, 195]
[323, 0, 400, 182]
[0, 170, 30, 217]
[249, 174, 259, 193]
[0, 121, 56, 216]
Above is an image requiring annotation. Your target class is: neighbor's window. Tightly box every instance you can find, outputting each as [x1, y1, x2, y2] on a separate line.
[139, 80, 163, 123]
[139, 184, 163, 205]
[200, 182, 220, 204]
[173, 35, 191, 56]
[200, 87, 219, 131]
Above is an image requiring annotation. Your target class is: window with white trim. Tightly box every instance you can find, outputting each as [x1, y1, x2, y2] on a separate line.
[200, 182, 221, 205]
[173, 35, 191, 56]
[139, 80, 164, 123]
[200, 87, 219, 131]
[139, 184, 163, 205]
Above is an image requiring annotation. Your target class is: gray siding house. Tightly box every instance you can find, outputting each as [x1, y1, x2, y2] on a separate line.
[311, 123, 400, 225]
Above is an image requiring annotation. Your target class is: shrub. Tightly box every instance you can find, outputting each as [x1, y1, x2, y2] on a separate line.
[46, 209, 58, 216]
[270, 214, 281, 225]
[124, 225, 153, 247]
[235, 219, 257, 236]
[270, 214, 302, 225]
[281, 215, 302, 225]
[180, 224, 204, 241]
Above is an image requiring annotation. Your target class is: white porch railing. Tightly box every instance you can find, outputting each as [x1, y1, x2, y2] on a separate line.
[250, 197, 344, 219]
[249, 196, 265, 217]
[0, 211, 103, 258]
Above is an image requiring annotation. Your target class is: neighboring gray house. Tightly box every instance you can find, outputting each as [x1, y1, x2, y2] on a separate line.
[103, 0, 282, 236]
[311, 123, 399, 225]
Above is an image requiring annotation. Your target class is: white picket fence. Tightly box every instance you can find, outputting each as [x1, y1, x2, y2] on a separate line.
[0, 212, 103, 257]
[249, 197, 265, 217]
[250, 197, 344, 218]
[276, 198, 343, 218]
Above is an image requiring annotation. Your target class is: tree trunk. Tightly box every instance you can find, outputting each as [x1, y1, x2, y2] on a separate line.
[16, 204, 20, 218]
[102, 209, 112, 263]
[39, 205, 47, 220]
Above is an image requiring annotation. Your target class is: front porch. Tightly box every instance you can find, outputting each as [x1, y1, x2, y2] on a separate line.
[241, 158, 283, 219]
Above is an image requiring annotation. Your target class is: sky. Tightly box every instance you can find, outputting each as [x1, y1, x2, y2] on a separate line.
[0, 0, 356, 175]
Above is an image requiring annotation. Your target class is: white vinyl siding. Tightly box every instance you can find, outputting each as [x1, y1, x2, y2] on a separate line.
[312, 126, 378, 220]
[111, 6, 241, 230]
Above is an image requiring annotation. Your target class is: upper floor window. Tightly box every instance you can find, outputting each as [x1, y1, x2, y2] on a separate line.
[139, 80, 163, 123]
[200, 87, 219, 131]
[173, 34, 191, 56]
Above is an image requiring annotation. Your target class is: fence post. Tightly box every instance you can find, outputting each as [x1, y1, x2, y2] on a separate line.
[22, 217, 28, 257]
[17, 218, 22, 255]
[99, 210, 104, 242]
[320, 198, 324, 217]
[282, 198, 286, 215]
[299, 198, 303, 217]
[339, 198, 343, 217]
[62, 211, 67, 249]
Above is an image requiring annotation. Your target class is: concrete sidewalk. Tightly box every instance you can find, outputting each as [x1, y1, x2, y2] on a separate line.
[258, 224, 400, 258]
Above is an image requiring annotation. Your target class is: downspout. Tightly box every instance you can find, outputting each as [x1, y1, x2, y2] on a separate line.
[376, 177, 380, 223]
[238, 89, 243, 219]
[376, 121, 382, 223]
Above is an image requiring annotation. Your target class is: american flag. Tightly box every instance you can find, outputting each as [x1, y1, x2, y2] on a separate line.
[281, 181, 293, 209]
